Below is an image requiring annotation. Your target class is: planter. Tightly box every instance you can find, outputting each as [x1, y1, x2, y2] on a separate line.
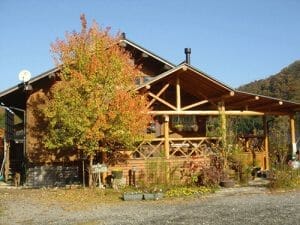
[143, 192, 164, 200]
[123, 192, 143, 201]
[220, 180, 235, 188]
[143, 193, 156, 200]
[112, 170, 123, 179]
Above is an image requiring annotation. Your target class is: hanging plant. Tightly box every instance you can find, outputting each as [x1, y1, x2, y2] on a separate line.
[174, 123, 184, 131]
[191, 124, 198, 132]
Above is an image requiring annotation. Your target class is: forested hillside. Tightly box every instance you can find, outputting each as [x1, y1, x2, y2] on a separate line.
[238, 60, 300, 102]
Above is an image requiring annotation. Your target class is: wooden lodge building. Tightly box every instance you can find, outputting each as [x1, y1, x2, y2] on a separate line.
[0, 34, 300, 187]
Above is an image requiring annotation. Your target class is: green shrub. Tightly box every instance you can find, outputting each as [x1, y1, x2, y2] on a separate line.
[268, 167, 300, 190]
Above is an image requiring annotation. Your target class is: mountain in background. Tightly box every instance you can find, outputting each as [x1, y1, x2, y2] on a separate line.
[238, 60, 300, 102]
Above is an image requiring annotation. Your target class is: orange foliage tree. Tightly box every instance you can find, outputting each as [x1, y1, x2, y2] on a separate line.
[43, 15, 150, 186]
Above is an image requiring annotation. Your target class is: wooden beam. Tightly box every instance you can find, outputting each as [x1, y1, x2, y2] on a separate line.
[208, 91, 235, 103]
[176, 76, 181, 110]
[290, 114, 297, 157]
[147, 83, 170, 108]
[148, 110, 265, 115]
[143, 137, 221, 141]
[250, 101, 283, 111]
[181, 100, 209, 110]
[148, 92, 177, 110]
[263, 116, 269, 170]
[164, 115, 170, 159]
[228, 96, 260, 107]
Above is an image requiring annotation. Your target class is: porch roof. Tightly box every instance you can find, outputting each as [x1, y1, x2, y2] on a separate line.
[137, 64, 300, 115]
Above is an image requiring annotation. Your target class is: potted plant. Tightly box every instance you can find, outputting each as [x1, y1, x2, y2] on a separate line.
[191, 124, 199, 132]
[143, 191, 164, 200]
[143, 192, 156, 200]
[123, 191, 144, 201]
[174, 123, 184, 132]
[219, 168, 236, 188]
[143, 187, 164, 200]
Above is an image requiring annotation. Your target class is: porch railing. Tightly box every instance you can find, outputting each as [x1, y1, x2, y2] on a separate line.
[131, 135, 266, 160]
[237, 135, 265, 152]
[131, 137, 221, 159]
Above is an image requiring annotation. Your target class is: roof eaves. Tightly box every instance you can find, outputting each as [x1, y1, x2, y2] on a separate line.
[0, 67, 59, 98]
[236, 90, 300, 106]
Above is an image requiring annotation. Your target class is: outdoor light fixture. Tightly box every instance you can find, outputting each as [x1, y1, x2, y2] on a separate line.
[18, 70, 33, 91]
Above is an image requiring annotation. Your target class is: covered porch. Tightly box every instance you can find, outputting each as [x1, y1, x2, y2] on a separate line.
[130, 63, 300, 172]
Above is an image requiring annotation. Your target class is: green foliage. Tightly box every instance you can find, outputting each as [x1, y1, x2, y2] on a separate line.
[42, 15, 150, 158]
[268, 116, 291, 166]
[239, 61, 300, 166]
[140, 159, 179, 187]
[206, 116, 221, 137]
[234, 116, 263, 136]
[268, 166, 300, 190]
[239, 60, 300, 102]
[228, 150, 253, 184]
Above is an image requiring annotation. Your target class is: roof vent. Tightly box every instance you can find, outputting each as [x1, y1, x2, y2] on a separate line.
[184, 48, 191, 64]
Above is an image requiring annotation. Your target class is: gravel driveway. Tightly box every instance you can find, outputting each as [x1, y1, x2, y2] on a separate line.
[0, 188, 299, 225]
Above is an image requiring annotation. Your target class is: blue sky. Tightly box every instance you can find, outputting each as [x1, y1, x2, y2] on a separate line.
[1, 0, 300, 91]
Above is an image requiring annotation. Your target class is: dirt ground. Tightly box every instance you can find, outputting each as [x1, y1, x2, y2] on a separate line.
[0, 187, 299, 225]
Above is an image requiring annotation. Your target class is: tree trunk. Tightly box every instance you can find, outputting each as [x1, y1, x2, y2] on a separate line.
[88, 154, 94, 187]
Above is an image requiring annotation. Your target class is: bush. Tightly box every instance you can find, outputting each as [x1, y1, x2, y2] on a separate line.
[197, 166, 222, 187]
[179, 155, 223, 187]
[268, 166, 300, 190]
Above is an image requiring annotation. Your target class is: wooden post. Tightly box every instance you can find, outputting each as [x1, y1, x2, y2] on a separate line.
[164, 115, 170, 159]
[218, 102, 227, 145]
[163, 115, 170, 183]
[176, 76, 181, 111]
[290, 114, 297, 159]
[263, 116, 270, 170]
[218, 102, 227, 168]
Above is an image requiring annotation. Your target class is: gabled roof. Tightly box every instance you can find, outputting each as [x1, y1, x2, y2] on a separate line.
[0, 37, 175, 106]
[120, 37, 175, 69]
[1, 36, 300, 115]
[137, 63, 300, 115]
[137, 63, 234, 93]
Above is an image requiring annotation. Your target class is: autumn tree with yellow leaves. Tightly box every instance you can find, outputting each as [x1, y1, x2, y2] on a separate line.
[43, 15, 150, 186]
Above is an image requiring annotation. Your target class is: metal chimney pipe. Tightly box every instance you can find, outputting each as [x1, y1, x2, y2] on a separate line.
[184, 48, 191, 64]
[121, 32, 126, 39]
